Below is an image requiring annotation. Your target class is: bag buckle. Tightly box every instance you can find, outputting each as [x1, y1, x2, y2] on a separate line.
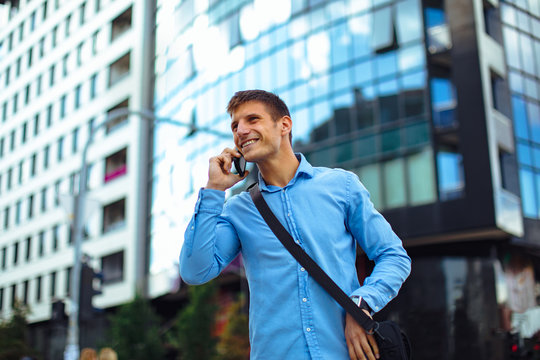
[368, 322, 380, 336]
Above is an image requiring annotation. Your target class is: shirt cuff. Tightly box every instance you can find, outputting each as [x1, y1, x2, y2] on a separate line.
[195, 188, 226, 214]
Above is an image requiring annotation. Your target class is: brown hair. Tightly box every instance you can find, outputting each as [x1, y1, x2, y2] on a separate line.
[79, 348, 97, 360]
[227, 90, 292, 143]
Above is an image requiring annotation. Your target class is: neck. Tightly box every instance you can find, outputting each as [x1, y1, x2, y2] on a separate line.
[257, 148, 299, 188]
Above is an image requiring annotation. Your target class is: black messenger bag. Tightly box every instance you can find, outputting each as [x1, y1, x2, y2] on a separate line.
[249, 184, 411, 360]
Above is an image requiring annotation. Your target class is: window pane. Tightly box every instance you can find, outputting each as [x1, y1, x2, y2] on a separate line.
[512, 95, 529, 139]
[519, 33, 535, 75]
[398, 44, 425, 73]
[503, 27, 521, 69]
[330, 22, 351, 67]
[517, 142, 532, 166]
[376, 51, 397, 79]
[371, 7, 393, 51]
[520, 168, 538, 217]
[408, 148, 436, 205]
[405, 121, 430, 147]
[430, 77, 457, 128]
[396, 0, 423, 44]
[356, 163, 382, 210]
[384, 158, 406, 208]
[381, 128, 400, 152]
[378, 79, 399, 124]
[527, 102, 540, 143]
[349, 13, 372, 59]
[437, 150, 465, 200]
[353, 60, 374, 85]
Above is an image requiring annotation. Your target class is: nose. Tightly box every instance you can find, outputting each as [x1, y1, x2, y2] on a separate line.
[236, 120, 250, 136]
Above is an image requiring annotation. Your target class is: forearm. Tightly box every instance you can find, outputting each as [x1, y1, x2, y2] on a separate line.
[351, 246, 411, 313]
[179, 189, 239, 284]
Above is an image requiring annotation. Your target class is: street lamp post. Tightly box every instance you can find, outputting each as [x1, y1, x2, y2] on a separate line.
[64, 107, 230, 360]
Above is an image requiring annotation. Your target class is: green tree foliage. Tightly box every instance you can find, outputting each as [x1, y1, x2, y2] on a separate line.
[167, 282, 218, 360]
[216, 295, 250, 360]
[105, 294, 164, 360]
[0, 301, 38, 360]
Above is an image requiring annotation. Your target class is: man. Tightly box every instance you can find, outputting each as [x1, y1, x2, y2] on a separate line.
[180, 90, 411, 360]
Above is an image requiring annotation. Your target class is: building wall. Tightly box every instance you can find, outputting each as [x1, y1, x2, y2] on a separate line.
[0, 0, 152, 325]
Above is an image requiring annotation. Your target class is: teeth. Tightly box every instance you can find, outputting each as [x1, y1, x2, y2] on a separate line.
[242, 139, 257, 148]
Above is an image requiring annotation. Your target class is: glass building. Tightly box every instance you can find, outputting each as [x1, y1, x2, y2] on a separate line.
[152, 0, 540, 358]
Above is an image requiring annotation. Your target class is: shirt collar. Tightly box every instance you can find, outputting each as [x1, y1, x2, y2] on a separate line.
[258, 153, 314, 192]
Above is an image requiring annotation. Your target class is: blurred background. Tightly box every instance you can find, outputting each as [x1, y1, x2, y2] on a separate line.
[0, 0, 539, 359]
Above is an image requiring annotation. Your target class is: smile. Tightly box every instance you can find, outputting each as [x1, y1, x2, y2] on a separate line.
[241, 139, 258, 149]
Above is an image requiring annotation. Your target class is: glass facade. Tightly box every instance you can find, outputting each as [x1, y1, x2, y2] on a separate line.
[151, 0, 448, 289]
[501, 0, 540, 219]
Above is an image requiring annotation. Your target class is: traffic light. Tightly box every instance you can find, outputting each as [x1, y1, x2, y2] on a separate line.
[79, 262, 103, 322]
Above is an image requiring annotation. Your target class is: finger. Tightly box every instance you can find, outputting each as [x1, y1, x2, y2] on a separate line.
[360, 337, 376, 360]
[348, 334, 368, 360]
[222, 147, 241, 158]
[367, 334, 379, 359]
[346, 337, 358, 360]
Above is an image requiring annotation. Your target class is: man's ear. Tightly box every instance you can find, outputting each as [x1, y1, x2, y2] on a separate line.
[280, 116, 293, 138]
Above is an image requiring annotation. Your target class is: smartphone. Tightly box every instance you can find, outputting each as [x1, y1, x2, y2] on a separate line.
[233, 153, 247, 177]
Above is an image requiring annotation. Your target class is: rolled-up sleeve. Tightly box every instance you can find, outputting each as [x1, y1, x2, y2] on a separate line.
[345, 173, 411, 313]
[180, 188, 241, 285]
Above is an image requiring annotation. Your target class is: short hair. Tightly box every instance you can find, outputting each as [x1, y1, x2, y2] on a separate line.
[227, 90, 292, 143]
[98, 348, 118, 360]
[227, 90, 290, 120]
[80, 348, 97, 360]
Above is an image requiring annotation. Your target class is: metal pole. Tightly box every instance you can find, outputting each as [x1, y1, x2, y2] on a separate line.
[63, 108, 230, 360]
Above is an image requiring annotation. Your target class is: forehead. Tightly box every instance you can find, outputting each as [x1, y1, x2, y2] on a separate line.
[231, 101, 271, 122]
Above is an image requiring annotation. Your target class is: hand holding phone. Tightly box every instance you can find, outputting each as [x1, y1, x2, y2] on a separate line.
[233, 153, 246, 177]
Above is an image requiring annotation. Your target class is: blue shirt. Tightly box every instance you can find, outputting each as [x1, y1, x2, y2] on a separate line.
[180, 154, 411, 360]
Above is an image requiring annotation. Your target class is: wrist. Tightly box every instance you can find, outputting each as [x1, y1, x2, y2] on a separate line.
[205, 181, 228, 191]
[351, 296, 372, 313]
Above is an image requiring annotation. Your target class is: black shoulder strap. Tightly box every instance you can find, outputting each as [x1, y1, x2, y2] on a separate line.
[249, 183, 377, 332]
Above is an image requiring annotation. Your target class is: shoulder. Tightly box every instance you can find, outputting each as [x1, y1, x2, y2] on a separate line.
[311, 165, 357, 185]
[223, 187, 254, 211]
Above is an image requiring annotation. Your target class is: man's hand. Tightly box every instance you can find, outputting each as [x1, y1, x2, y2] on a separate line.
[205, 148, 249, 191]
[345, 311, 380, 360]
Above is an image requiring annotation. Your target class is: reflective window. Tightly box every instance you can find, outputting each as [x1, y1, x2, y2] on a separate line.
[528, 102, 540, 143]
[384, 158, 406, 208]
[349, 13, 372, 59]
[424, 7, 451, 53]
[408, 148, 436, 205]
[503, 27, 521, 69]
[517, 142, 532, 165]
[430, 77, 457, 128]
[396, 0, 423, 44]
[356, 163, 383, 210]
[437, 149, 465, 201]
[512, 95, 529, 139]
[371, 6, 393, 51]
[330, 22, 351, 67]
[520, 168, 538, 217]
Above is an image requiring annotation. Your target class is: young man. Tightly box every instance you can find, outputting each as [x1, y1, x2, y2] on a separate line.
[180, 90, 411, 360]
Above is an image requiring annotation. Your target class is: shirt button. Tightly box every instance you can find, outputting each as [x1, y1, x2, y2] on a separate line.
[302, 298, 308, 302]
[295, 239, 300, 244]
[287, 212, 291, 217]
[191, 226, 194, 230]
[306, 327, 311, 332]
[300, 267, 305, 272]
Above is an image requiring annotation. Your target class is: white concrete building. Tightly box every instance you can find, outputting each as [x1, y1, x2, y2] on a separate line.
[0, 0, 154, 333]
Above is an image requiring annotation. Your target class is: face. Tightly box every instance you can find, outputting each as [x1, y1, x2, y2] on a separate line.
[231, 101, 288, 163]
